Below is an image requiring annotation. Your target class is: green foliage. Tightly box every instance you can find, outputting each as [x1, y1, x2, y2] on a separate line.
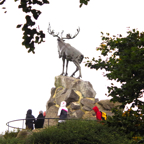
[3, 129, 20, 139]
[104, 107, 144, 138]
[79, 0, 90, 7]
[0, 137, 24, 144]
[0, 120, 138, 143]
[0, 129, 25, 144]
[25, 120, 135, 144]
[16, 0, 49, 53]
[85, 29, 144, 109]
[0, 0, 6, 5]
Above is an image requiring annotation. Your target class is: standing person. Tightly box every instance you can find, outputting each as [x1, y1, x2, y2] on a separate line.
[58, 101, 68, 124]
[43, 111, 46, 125]
[92, 106, 102, 121]
[35, 110, 44, 128]
[26, 109, 35, 130]
[43, 111, 46, 117]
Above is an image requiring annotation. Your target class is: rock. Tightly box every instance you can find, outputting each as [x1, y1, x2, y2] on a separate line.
[70, 102, 80, 110]
[47, 97, 55, 109]
[56, 87, 63, 93]
[46, 87, 57, 109]
[98, 100, 121, 110]
[67, 109, 73, 119]
[71, 110, 84, 119]
[55, 76, 75, 89]
[51, 87, 56, 97]
[72, 80, 96, 98]
[55, 76, 96, 98]
[55, 88, 67, 105]
[65, 90, 80, 106]
[82, 106, 92, 111]
[16, 130, 32, 139]
[44, 105, 59, 127]
[95, 103, 105, 112]
[98, 100, 113, 110]
[17, 129, 44, 140]
[82, 111, 96, 120]
[80, 98, 95, 110]
[95, 98, 99, 103]
[55, 88, 79, 106]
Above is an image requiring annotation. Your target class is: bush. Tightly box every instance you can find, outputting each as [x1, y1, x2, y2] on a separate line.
[0, 129, 25, 144]
[0, 136, 24, 144]
[3, 129, 20, 139]
[104, 107, 144, 139]
[25, 120, 136, 144]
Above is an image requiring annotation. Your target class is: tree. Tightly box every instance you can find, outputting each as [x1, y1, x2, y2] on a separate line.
[85, 29, 144, 109]
[85, 29, 144, 137]
[0, 0, 90, 53]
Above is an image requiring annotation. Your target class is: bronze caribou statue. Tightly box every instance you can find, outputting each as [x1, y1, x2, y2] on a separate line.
[48, 24, 84, 79]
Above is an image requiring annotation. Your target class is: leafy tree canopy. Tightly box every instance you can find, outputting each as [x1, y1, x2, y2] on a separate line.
[85, 29, 144, 109]
[0, 0, 90, 53]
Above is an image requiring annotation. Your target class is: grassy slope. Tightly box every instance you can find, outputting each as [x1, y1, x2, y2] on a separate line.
[0, 120, 137, 144]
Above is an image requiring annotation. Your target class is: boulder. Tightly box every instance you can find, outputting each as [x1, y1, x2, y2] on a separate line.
[98, 100, 121, 110]
[95, 98, 99, 103]
[44, 76, 123, 127]
[54, 76, 96, 98]
[47, 97, 55, 109]
[55, 88, 79, 106]
[44, 105, 59, 127]
[17, 129, 44, 140]
[80, 98, 95, 110]
[82, 106, 92, 111]
[16, 130, 32, 139]
[82, 110, 96, 120]
[71, 110, 84, 119]
[51, 87, 56, 97]
[70, 102, 80, 110]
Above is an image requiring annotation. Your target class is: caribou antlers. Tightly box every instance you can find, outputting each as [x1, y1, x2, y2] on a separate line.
[48, 24, 60, 39]
[48, 23, 80, 40]
[61, 27, 80, 40]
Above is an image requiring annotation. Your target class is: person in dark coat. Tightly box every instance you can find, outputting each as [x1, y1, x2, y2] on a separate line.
[35, 110, 45, 128]
[26, 109, 35, 130]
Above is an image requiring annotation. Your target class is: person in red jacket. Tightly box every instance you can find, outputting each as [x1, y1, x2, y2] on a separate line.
[92, 106, 102, 120]
[43, 111, 46, 117]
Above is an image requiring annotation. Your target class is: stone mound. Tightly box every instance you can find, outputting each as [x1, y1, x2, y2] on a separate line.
[44, 76, 122, 127]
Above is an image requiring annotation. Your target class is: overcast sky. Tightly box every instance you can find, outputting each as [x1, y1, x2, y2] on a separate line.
[0, 0, 144, 134]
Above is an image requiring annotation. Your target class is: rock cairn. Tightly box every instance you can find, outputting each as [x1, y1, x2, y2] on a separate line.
[44, 76, 121, 127]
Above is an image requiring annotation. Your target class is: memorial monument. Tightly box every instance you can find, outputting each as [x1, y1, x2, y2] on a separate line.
[44, 25, 122, 127]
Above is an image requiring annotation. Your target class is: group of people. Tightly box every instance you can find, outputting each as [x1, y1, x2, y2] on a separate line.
[26, 101, 105, 130]
[26, 109, 46, 130]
